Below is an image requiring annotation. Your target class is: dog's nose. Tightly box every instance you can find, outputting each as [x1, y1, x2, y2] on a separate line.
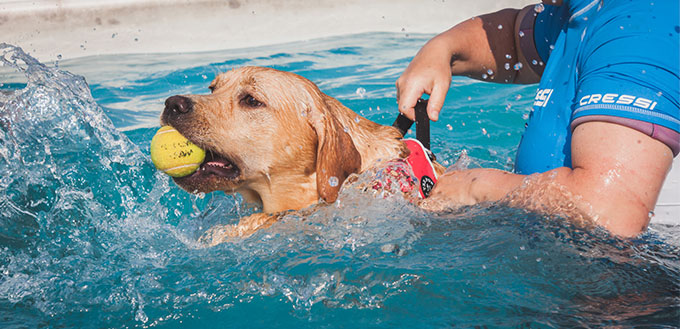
[164, 95, 193, 115]
[162, 95, 194, 125]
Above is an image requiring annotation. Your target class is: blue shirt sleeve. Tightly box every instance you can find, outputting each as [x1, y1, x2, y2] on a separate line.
[533, 4, 569, 64]
[571, 0, 680, 134]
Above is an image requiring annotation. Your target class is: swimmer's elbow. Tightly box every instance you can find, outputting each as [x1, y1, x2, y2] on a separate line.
[598, 206, 650, 238]
[554, 166, 651, 238]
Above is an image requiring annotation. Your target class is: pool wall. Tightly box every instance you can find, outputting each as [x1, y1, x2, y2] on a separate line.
[1, 0, 678, 225]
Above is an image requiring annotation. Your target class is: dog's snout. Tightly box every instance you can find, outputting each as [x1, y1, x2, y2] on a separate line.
[162, 95, 194, 125]
[165, 95, 193, 115]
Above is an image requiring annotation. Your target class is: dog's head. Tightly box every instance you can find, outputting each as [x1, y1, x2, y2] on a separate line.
[160, 66, 361, 213]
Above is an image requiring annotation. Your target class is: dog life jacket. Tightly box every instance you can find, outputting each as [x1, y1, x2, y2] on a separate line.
[368, 139, 438, 199]
[403, 138, 438, 198]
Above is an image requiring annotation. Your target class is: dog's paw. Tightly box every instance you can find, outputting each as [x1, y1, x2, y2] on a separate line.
[197, 224, 238, 247]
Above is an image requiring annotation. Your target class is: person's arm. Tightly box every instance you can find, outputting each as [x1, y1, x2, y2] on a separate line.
[423, 121, 673, 237]
[396, 6, 541, 121]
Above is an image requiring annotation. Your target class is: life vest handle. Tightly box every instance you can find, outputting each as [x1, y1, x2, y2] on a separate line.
[392, 98, 430, 149]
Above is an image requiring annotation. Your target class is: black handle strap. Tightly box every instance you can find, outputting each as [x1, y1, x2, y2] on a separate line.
[392, 98, 430, 149]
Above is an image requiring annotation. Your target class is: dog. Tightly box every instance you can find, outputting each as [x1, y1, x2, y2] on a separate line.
[160, 66, 444, 245]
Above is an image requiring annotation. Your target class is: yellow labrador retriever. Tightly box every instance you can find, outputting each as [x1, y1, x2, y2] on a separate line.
[160, 66, 443, 245]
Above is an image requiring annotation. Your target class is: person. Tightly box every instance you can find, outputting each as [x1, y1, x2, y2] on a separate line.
[395, 0, 679, 237]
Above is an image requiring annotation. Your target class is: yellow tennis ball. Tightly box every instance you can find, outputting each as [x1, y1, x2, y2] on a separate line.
[150, 126, 206, 178]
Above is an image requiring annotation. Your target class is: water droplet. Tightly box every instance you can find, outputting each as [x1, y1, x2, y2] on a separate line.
[467, 96, 472, 101]
[486, 69, 494, 75]
[111, 33, 117, 38]
[482, 73, 488, 79]
[328, 176, 339, 187]
[648, 211, 655, 219]
[57, 54, 62, 60]
[641, 69, 646, 74]
[355, 87, 366, 98]
[134, 38, 139, 42]
[343, 127, 349, 133]
[497, 24, 503, 30]
[534, 3, 545, 13]
[518, 31, 525, 37]
[135, 309, 148, 323]
[619, 26, 624, 30]
[481, 128, 488, 135]
[504, 63, 511, 70]
[531, 59, 538, 65]
[354, 116, 360, 123]
[549, 44, 555, 50]
[513, 62, 523, 70]
[446, 124, 453, 131]
[505, 54, 512, 59]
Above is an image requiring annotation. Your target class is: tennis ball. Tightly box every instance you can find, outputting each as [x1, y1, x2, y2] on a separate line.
[150, 126, 206, 177]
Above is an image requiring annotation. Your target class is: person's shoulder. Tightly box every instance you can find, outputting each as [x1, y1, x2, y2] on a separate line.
[592, 0, 678, 33]
[583, 0, 678, 62]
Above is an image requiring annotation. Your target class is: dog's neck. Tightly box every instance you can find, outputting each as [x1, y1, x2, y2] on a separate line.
[237, 174, 319, 214]
[236, 101, 407, 215]
[334, 106, 408, 172]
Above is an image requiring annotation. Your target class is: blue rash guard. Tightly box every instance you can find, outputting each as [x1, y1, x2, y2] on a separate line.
[514, 0, 680, 175]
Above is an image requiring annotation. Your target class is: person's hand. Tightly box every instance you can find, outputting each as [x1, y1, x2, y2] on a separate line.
[396, 38, 453, 122]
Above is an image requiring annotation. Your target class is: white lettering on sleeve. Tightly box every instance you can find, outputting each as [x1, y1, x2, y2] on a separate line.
[602, 93, 618, 103]
[633, 97, 652, 109]
[616, 94, 635, 105]
[587, 94, 602, 104]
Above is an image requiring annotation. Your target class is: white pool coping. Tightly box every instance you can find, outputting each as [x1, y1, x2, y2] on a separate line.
[1, 0, 535, 62]
[1, 0, 678, 226]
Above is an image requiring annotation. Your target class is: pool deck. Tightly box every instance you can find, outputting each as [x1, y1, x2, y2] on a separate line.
[1, 0, 678, 225]
[1, 0, 535, 62]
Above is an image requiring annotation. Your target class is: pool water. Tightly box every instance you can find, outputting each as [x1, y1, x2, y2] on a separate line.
[0, 34, 678, 328]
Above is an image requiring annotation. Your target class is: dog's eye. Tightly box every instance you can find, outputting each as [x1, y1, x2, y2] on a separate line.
[241, 94, 264, 108]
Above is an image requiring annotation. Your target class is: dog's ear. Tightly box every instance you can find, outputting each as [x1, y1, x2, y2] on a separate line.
[307, 94, 362, 203]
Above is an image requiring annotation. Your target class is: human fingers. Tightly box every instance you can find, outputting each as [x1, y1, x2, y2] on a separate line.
[396, 80, 422, 121]
[426, 80, 449, 122]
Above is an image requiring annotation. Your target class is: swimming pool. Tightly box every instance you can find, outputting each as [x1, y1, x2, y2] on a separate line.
[0, 34, 679, 327]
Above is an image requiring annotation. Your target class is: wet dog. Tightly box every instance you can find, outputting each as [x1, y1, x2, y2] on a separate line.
[161, 66, 443, 245]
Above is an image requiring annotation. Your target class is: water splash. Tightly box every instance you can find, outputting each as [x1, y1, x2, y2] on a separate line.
[0, 39, 678, 328]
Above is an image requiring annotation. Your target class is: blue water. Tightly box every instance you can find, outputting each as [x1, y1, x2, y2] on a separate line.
[0, 34, 678, 328]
